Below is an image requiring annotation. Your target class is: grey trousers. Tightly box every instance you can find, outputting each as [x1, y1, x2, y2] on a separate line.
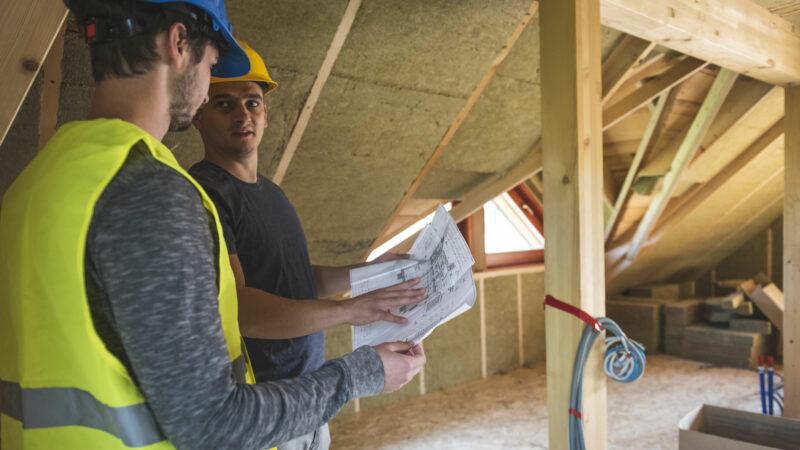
[277, 424, 330, 450]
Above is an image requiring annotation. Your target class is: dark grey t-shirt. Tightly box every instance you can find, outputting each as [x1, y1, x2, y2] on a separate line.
[188, 160, 324, 381]
[84, 145, 382, 449]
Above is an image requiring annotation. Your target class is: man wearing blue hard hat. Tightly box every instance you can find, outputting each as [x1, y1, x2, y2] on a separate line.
[0, 1, 424, 449]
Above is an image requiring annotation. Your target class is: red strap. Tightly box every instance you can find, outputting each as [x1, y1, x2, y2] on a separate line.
[544, 294, 603, 333]
[569, 409, 582, 420]
[86, 22, 97, 42]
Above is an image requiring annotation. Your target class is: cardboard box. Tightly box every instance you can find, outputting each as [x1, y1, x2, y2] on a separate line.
[679, 404, 800, 449]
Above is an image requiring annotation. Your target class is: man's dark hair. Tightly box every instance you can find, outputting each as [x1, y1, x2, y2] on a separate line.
[68, 0, 228, 82]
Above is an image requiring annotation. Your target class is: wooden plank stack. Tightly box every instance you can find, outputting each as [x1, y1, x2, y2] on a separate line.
[613, 275, 781, 368]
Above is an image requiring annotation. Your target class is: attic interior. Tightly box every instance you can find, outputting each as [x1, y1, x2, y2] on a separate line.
[2, 0, 800, 448]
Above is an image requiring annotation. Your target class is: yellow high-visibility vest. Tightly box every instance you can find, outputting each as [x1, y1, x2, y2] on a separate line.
[0, 119, 254, 449]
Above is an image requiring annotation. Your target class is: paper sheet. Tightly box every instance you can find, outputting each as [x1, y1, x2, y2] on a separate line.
[351, 204, 476, 349]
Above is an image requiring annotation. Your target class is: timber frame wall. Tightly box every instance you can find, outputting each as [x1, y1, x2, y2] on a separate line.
[326, 265, 548, 414]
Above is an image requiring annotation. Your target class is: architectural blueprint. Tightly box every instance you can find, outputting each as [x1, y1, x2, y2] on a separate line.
[351, 204, 476, 349]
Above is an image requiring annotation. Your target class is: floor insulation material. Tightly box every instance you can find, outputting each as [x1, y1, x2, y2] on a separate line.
[329, 354, 764, 449]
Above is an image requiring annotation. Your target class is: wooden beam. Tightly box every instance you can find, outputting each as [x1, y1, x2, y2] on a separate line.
[0, 0, 67, 147]
[784, 85, 800, 418]
[769, 2, 800, 18]
[648, 118, 784, 245]
[368, 1, 541, 254]
[517, 274, 524, 367]
[604, 92, 669, 242]
[450, 142, 542, 224]
[471, 208, 487, 272]
[600, 0, 800, 86]
[38, 20, 66, 151]
[527, 172, 543, 203]
[508, 184, 543, 234]
[603, 57, 706, 131]
[479, 278, 487, 379]
[681, 85, 783, 185]
[540, 0, 607, 447]
[603, 53, 678, 107]
[272, 0, 362, 185]
[601, 35, 655, 103]
[624, 68, 737, 263]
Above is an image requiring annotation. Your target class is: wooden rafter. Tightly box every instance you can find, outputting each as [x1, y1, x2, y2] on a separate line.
[600, 0, 800, 86]
[603, 53, 677, 106]
[367, 1, 541, 255]
[507, 184, 543, 234]
[604, 91, 670, 242]
[769, 1, 800, 17]
[449, 141, 542, 224]
[603, 57, 707, 131]
[272, 0, 362, 185]
[0, 0, 67, 147]
[680, 85, 782, 185]
[622, 68, 738, 264]
[647, 118, 784, 245]
[601, 35, 655, 103]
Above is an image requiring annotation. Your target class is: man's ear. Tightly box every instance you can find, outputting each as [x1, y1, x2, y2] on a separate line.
[262, 104, 268, 129]
[165, 22, 191, 69]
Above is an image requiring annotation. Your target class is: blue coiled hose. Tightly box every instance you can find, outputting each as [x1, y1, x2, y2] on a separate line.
[568, 317, 646, 450]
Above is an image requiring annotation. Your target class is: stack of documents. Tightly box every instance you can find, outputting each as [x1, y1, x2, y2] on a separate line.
[351, 204, 476, 349]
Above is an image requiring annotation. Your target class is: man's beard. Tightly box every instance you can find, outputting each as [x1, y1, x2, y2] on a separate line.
[168, 65, 199, 132]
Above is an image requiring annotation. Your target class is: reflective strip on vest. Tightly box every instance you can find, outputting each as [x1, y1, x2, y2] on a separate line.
[0, 379, 165, 447]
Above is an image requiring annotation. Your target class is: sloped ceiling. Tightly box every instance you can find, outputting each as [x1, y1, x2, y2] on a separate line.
[3, 0, 798, 290]
[215, 0, 621, 265]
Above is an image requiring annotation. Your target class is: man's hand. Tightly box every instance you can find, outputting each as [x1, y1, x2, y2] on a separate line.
[371, 252, 410, 264]
[374, 342, 426, 393]
[343, 279, 425, 326]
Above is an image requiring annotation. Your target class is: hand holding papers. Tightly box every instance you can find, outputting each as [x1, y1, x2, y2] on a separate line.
[351, 204, 476, 349]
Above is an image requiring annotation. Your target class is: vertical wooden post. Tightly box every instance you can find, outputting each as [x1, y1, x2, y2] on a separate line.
[472, 208, 487, 272]
[517, 273, 524, 367]
[540, 0, 607, 448]
[479, 279, 487, 379]
[784, 86, 800, 418]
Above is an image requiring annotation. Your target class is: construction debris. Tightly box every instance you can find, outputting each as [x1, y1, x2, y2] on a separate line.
[739, 273, 785, 332]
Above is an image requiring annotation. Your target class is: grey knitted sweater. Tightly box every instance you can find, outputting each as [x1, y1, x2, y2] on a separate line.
[84, 145, 383, 449]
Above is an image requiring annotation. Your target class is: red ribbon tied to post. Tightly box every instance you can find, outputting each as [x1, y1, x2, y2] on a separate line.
[543, 294, 603, 333]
